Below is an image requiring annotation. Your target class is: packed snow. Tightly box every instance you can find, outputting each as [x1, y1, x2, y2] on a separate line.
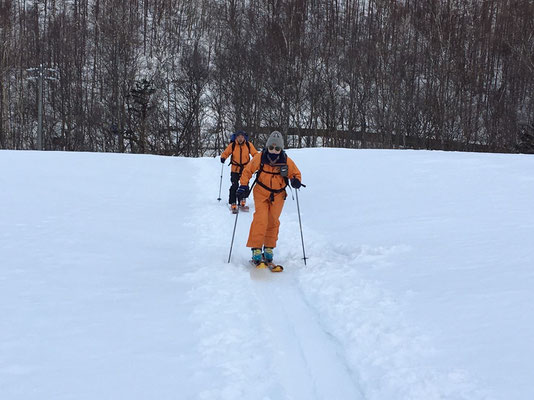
[1, 148, 533, 400]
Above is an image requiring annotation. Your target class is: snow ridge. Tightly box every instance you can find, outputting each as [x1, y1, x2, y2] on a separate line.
[295, 239, 491, 400]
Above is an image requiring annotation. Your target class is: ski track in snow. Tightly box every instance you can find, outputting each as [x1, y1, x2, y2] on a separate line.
[251, 269, 364, 400]
[184, 161, 364, 399]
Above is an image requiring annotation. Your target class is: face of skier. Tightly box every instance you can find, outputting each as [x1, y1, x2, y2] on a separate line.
[236, 134, 245, 144]
[267, 144, 281, 154]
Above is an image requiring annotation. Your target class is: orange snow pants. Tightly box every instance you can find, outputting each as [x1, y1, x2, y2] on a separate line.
[246, 189, 286, 249]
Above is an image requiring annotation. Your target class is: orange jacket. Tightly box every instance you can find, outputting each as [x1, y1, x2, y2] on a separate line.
[221, 141, 258, 173]
[240, 151, 301, 199]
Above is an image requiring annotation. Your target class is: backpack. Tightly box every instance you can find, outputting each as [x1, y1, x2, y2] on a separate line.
[250, 150, 289, 201]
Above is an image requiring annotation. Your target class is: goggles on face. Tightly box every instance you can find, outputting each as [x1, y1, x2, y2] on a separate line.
[268, 145, 281, 151]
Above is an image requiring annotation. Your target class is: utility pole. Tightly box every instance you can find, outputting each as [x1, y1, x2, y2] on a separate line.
[26, 64, 58, 150]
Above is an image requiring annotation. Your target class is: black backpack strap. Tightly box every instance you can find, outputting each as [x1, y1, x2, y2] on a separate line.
[255, 180, 287, 202]
[249, 162, 263, 192]
[250, 160, 288, 202]
[229, 141, 235, 165]
[229, 141, 251, 174]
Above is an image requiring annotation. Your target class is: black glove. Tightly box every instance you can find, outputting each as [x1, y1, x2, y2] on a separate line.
[290, 178, 302, 189]
[220, 157, 226, 163]
[236, 185, 250, 199]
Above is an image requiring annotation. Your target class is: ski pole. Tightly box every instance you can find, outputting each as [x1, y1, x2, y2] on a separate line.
[217, 162, 224, 201]
[295, 187, 308, 265]
[227, 198, 240, 263]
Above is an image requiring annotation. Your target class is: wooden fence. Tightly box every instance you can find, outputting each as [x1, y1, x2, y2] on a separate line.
[240, 126, 504, 153]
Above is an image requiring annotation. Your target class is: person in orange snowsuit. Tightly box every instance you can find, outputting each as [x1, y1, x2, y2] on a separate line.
[220, 130, 258, 211]
[236, 131, 302, 263]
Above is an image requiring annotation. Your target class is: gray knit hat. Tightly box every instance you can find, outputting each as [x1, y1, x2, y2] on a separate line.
[266, 130, 284, 150]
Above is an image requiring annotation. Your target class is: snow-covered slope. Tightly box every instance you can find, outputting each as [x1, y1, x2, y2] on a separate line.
[1, 148, 533, 400]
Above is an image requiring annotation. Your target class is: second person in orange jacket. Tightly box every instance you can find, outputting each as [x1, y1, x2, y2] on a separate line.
[236, 131, 302, 263]
[220, 130, 258, 211]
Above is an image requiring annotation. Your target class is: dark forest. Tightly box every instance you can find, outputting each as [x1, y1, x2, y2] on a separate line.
[1, 0, 533, 155]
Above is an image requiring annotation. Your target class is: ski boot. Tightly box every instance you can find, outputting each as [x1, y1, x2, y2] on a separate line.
[262, 247, 283, 272]
[251, 248, 264, 267]
[230, 203, 238, 214]
[263, 247, 274, 262]
[239, 198, 249, 212]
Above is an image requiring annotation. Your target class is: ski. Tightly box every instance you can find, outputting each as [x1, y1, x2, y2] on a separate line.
[266, 262, 283, 272]
[249, 259, 284, 272]
[239, 205, 250, 212]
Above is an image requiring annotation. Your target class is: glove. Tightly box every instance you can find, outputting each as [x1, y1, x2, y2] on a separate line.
[290, 178, 302, 189]
[236, 185, 250, 199]
[220, 157, 226, 163]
